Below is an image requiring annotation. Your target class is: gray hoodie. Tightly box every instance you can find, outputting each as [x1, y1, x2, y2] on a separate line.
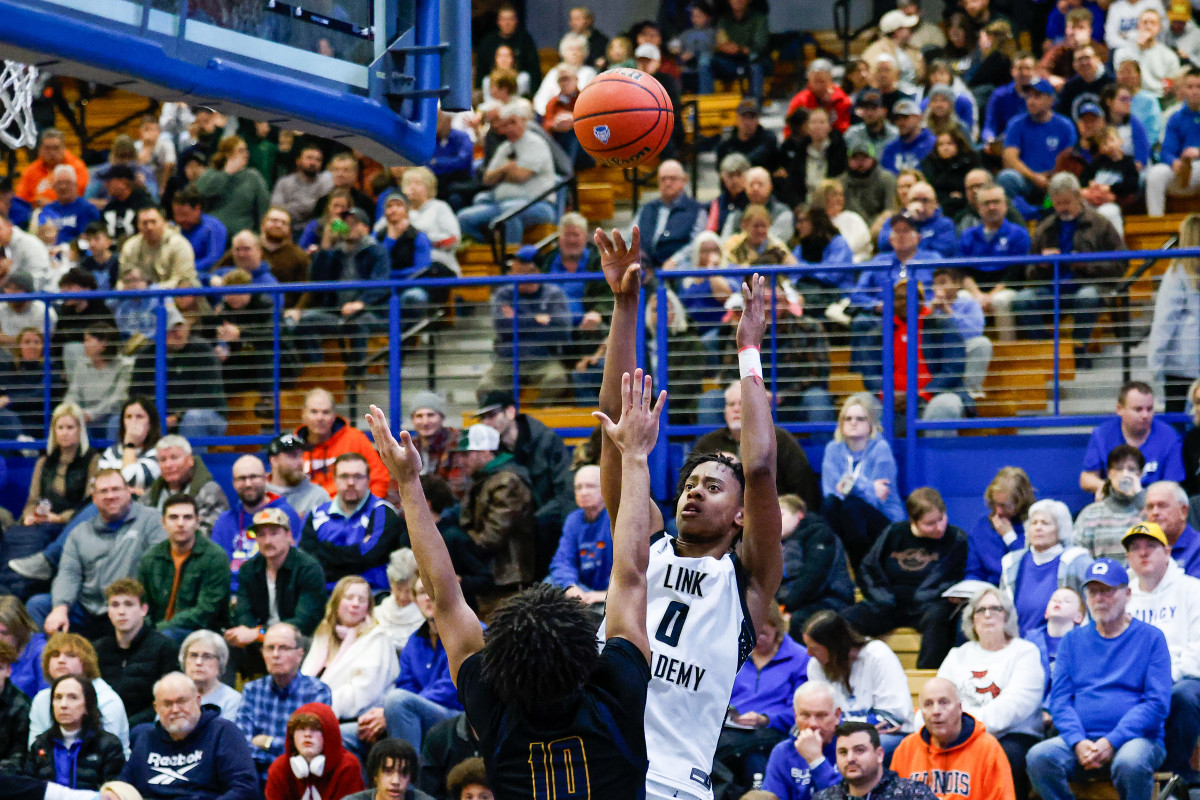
[52, 502, 166, 614]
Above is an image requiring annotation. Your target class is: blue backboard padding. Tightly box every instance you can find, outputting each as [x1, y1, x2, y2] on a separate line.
[0, 0, 442, 164]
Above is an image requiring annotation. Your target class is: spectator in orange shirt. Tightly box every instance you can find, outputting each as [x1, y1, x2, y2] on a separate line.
[15, 129, 89, 207]
[295, 388, 389, 499]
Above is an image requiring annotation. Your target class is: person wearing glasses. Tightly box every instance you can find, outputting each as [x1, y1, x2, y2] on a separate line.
[936, 587, 1046, 799]
[180, 630, 242, 721]
[236, 622, 332, 783]
[299, 452, 407, 592]
[874, 180, 957, 258]
[211, 454, 303, 592]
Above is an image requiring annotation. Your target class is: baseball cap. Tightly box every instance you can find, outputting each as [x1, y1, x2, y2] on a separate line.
[880, 8, 920, 33]
[846, 132, 877, 158]
[1122, 521, 1170, 548]
[461, 423, 501, 452]
[1169, 0, 1192, 21]
[634, 43, 661, 61]
[889, 211, 920, 230]
[928, 85, 956, 102]
[105, 164, 136, 183]
[384, 193, 408, 208]
[736, 99, 760, 116]
[1077, 102, 1103, 118]
[267, 432, 306, 457]
[475, 389, 516, 417]
[1025, 78, 1057, 96]
[892, 98, 921, 117]
[1083, 558, 1130, 587]
[342, 207, 371, 226]
[856, 88, 883, 108]
[248, 507, 291, 533]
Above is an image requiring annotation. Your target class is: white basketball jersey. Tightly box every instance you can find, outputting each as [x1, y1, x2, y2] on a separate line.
[599, 532, 755, 799]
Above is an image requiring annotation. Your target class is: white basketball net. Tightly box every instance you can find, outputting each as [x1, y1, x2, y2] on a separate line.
[0, 60, 39, 150]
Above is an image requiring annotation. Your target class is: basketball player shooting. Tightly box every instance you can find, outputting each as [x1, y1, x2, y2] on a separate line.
[593, 225, 783, 800]
[365, 374, 662, 799]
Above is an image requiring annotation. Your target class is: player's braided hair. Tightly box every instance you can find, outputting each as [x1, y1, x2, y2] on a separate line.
[673, 451, 746, 505]
[481, 583, 600, 714]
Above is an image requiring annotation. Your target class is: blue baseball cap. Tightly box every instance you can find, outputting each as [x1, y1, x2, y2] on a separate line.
[1026, 78, 1056, 96]
[1077, 102, 1103, 118]
[1083, 558, 1129, 587]
[514, 245, 539, 263]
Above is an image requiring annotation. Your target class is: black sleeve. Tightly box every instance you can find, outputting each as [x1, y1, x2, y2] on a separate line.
[457, 652, 500, 744]
[777, 527, 839, 610]
[590, 637, 651, 753]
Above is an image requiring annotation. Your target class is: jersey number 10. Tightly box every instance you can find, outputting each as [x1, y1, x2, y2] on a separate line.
[529, 736, 589, 799]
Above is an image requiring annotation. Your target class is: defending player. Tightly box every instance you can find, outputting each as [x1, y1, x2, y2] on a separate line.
[364, 367, 663, 800]
[593, 226, 784, 800]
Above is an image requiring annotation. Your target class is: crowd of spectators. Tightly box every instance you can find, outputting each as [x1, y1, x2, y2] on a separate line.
[8, 1, 1200, 800]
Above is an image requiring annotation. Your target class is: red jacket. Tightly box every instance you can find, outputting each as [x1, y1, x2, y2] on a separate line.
[892, 311, 934, 402]
[785, 86, 854, 135]
[891, 713, 1014, 800]
[265, 702, 365, 800]
[298, 416, 390, 499]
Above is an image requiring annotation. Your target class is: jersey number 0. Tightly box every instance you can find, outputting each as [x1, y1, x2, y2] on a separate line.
[654, 600, 690, 647]
[529, 736, 589, 799]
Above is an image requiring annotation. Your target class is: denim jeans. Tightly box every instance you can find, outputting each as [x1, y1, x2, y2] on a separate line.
[177, 408, 228, 444]
[1027, 735, 1164, 800]
[995, 168, 1044, 220]
[456, 193, 556, 245]
[383, 688, 458, 752]
[25, 594, 113, 639]
[1165, 677, 1200, 783]
[1010, 284, 1103, 346]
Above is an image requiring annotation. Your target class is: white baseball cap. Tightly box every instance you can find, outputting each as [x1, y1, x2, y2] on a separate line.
[463, 423, 501, 452]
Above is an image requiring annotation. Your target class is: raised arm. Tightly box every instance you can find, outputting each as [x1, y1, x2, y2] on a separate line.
[592, 368, 665, 664]
[734, 274, 783, 634]
[593, 225, 663, 531]
[365, 405, 484, 682]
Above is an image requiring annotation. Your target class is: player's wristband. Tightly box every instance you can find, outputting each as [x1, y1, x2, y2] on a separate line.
[738, 346, 763, 381]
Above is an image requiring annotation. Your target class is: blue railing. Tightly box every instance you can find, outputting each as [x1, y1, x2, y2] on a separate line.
[2, 246, 1190, 496]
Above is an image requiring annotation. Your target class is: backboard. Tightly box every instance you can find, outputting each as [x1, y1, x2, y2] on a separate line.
[0, 0, 471, 164]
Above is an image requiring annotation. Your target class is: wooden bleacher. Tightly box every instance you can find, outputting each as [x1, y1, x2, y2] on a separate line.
[884, 627, 923, 671]
[681, 92, 743, 145]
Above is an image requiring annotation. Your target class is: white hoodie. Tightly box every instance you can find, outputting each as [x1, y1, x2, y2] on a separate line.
[1128, 559, 1200, 682]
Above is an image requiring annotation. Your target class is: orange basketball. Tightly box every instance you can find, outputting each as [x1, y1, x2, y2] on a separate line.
[573, 68, 675, 167]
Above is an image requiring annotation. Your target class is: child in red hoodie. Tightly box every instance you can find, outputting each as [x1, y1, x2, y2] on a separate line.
[266, 703, 365, 800]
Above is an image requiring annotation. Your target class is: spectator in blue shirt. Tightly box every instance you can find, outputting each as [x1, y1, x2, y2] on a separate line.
[875, 181, 957, 257]
[1027, 559, 1172, 800]
[39, 165, 99, 245]
[997, 79, 1078, 219]
[1146, 67, 1200, 216]
[958, 184, 1031, 339]
[982, 53, 1038, 148]
[79, 222, 118, 292]
[965, 466, 1034, 586]
[929, 268, 990, 396]
[547, 465, 612, 604]
[763, 681, 843, 800]
[237, 622, 333, 781]
[211, 231, 281, 287]
[879, 100, 935, 175]
[1081, 381, 1186, 496]
[429, 110, 474, 210]
[172, 187, 228, 283]
[717, 603, 811, 792]
[1143, 482, 1200, 578]
[1025, 587, 1086, 704]
[382, 576, 467, 753]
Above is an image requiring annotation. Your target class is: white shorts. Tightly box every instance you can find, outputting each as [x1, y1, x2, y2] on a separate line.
[645, 776, 711, 800]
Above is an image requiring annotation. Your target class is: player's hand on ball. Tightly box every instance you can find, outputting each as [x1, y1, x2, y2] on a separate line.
[594, 225, 642, 296]
[592, 368, 665, 458]
[365, 404, 422, 483]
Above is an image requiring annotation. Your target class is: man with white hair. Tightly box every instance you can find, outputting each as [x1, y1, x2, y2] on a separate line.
[38, 164, 100, 245]
[1144, 481, 1200, 577]
[456, 99, 556, 245]
[763, 682, 844, 800]
[786, 59, 853, 133]
[532, 32, 597, 116]
[122, 672, 258, 800]
[634, 159, 706, 270]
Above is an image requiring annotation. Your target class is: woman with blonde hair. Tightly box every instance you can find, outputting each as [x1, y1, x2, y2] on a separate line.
[810, 179, 872, 262]
[0, 595, 47, 697]
[19, 403, 98, 530]
[302, 576, 400, 745]
[1148, 213, 1200, 414]
[723, 205, 798, 267]
[938, 586, 1044, 798]
[192, 134, 271, 235]
[965, 466, 1036, 585]
[820, 393, 905, 571]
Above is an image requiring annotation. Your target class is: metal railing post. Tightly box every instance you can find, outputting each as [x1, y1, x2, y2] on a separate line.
[271, 294, 282, 435]
[389, 291, 403, 434]
[1052, 257, 1061, 415]
[881, 279, 895, 445]
[41, 302, 52, 433]
[510, 278, 521, 407]
[768, 275, 779, 425]
[153, 302, 168, 427]
[651, 281, 669, 498]
[904, 276, 918, 488]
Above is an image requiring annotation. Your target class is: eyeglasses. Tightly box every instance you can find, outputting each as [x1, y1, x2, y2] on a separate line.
[185, 651, 219, 662]
[973, 605, 1006, 617]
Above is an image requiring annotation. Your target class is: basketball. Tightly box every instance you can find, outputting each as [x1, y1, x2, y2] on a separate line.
[573, 68, 675, 168]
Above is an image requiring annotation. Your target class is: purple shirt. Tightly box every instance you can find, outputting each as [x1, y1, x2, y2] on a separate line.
[1172, 525, 1200, 578]
[1082, 417, 1185, 485]
[728, 635, 810, 734]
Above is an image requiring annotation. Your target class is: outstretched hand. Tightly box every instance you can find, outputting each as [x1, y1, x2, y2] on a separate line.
[594, 226, 643, 295]
[365, 404, 422, 484]
[736, 273, 769, 350]
[592, 368, 666, 459]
